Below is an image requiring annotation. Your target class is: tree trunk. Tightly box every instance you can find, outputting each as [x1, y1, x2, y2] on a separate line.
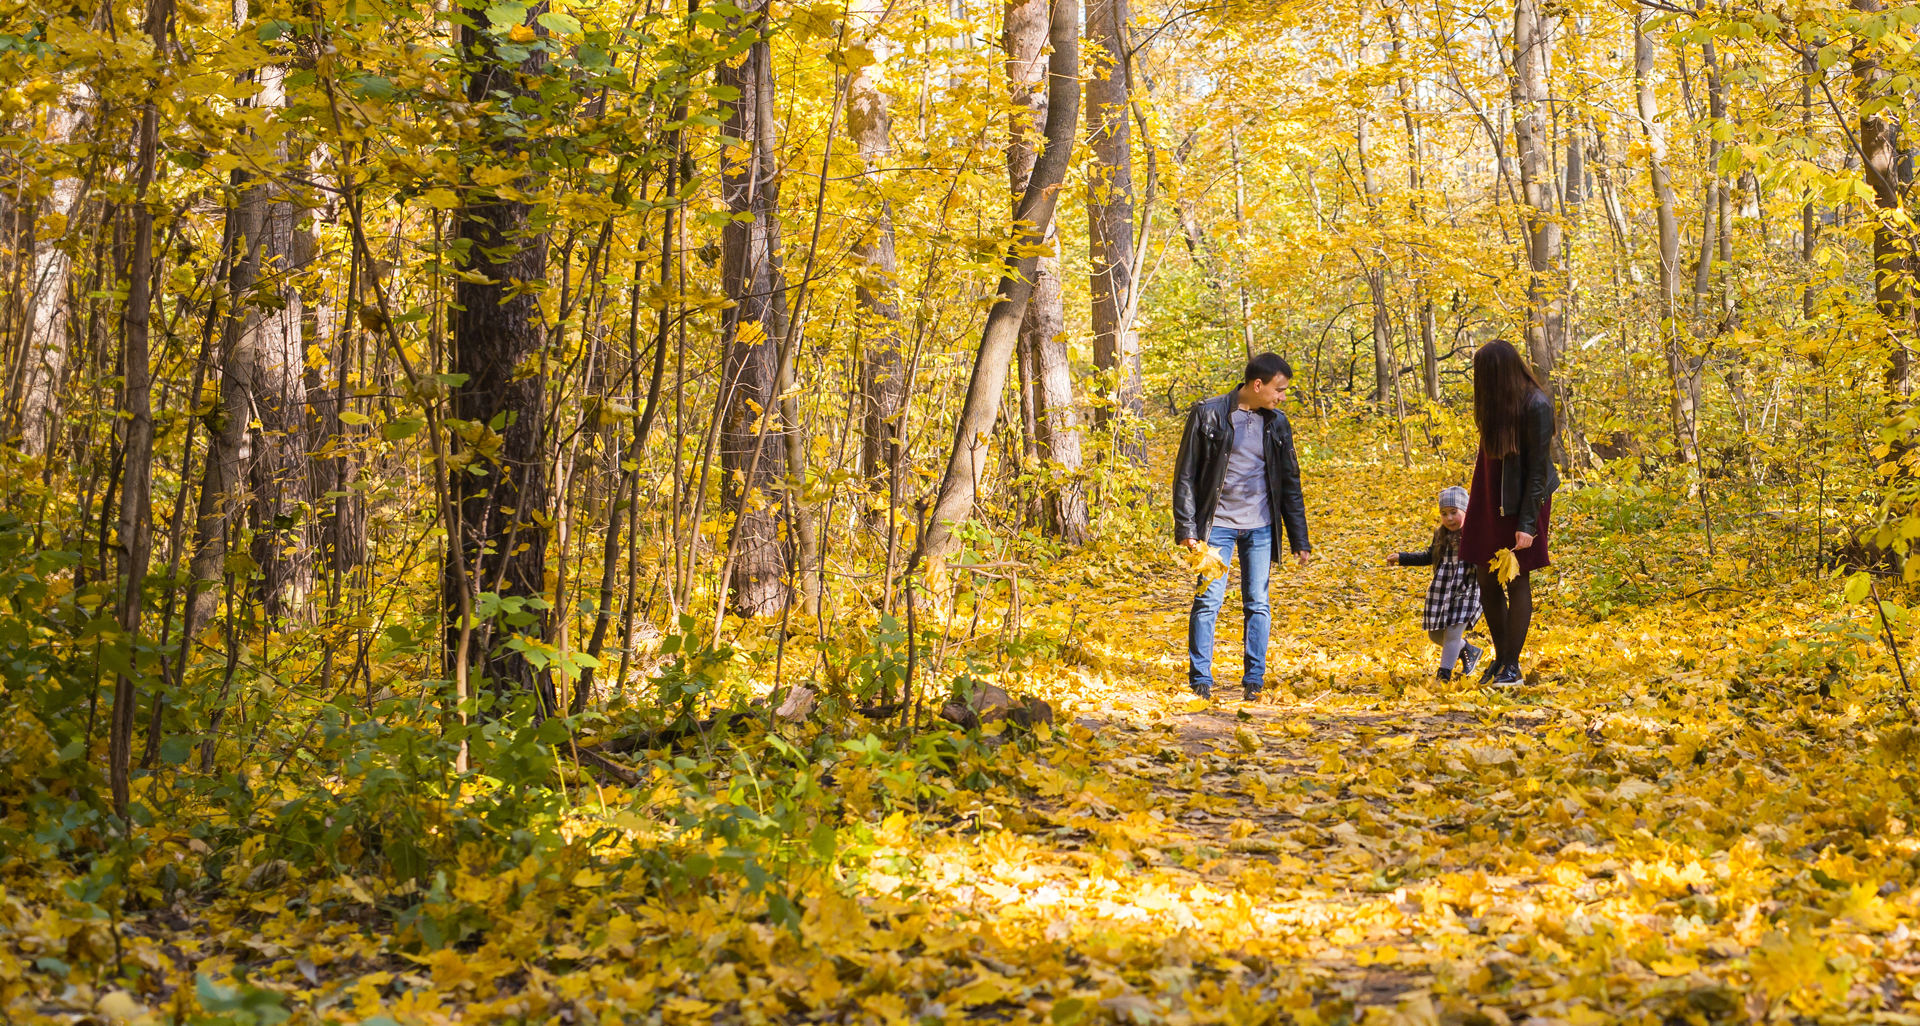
[1634, 10, 1697, 461]
[109, 0, 170, 818]
[1085, 0, 1142, 459]
[918, 0, 1078, 568]
[717, 0, 793, 617]
[1511, 0, 1562, 387]
[849, 0, 906, 529]
[1231, 129, 1255, 359]
[1391, 14, 1437, 402]
[1854, 0, 1909, 396]
[18, 82, 90, 459]
[188, 50, 312, 627]
[1356, 115, 1394, 404]
[445, 5, 552, 699]
[1007, 0, 1087, 543]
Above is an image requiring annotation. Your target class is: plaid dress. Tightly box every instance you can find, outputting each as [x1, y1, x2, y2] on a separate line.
[1396, 537, 1482, 631]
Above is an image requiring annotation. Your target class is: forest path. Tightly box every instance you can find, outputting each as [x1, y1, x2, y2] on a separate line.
[866, 423, 1914, 1023]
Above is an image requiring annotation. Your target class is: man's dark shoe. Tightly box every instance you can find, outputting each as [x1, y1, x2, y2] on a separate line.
[1461, 643, 1484, 677]
[1435, 667, 1453, 682]
[1243, 686, 1262, 703]
[1490, 662, 1523, 687]
[1191, 683, 1212, 700]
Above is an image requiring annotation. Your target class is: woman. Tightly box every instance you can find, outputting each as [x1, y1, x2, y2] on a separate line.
[1458, 340, 1559, 686]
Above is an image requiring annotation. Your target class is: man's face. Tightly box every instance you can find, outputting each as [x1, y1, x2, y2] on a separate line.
[1243, 374, 1291, 409]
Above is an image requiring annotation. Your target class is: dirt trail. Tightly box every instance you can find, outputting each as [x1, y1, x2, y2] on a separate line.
[884, 437, 1919, 1023]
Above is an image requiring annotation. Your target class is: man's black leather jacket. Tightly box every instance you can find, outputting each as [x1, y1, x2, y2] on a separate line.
[1171, 389, 1311, 556]
[1497, 392, 1560, 536]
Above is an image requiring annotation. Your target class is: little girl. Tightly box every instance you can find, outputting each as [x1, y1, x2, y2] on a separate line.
[1385, 486, 1484, 680]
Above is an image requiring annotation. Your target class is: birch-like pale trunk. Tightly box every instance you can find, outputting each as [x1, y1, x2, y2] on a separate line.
[917, 0, 1078, 568]
[1007, 0, 1086, 543]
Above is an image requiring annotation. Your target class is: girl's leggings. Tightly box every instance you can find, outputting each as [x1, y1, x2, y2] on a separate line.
[1427, 624, 1466, 670]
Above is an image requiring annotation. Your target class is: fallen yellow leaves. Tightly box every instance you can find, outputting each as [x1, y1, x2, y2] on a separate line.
[8, 427, 1920, 1025]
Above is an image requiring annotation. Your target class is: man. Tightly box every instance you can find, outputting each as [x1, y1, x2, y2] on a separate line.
[1171, 353, 1312, 701]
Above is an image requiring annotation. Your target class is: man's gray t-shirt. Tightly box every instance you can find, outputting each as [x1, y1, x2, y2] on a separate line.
[1212, 408, 1271, 531]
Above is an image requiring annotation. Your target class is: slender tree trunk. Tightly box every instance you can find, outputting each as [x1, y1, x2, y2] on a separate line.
[1801, 48, 1819, 319]
[1391, 14, 1438, 402]
[1007, 0, 1086, 543]
[718, 0, 793, 617]
[1085, 0, 1141, 459]
[1356, 115, 1394, 404]
[445, 5, 552, 699]
[1635, 10, 1696, 461]
[918, 0, 1078, 568]
[1854, 0, 1910, 396]
[849, 0, 906, 531]
[109, 0, 171, 817]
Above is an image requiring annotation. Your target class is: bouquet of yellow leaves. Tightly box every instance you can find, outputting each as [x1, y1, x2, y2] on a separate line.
[1488, 547, 1520, 586]
[1178, 543, 1230, 594]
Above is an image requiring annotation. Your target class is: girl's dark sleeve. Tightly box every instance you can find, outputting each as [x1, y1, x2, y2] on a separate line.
[1396, 548, 1434, 567]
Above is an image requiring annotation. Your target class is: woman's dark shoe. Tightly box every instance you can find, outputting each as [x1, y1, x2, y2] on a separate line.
[1478, 658, 1501, 685]
[1435, 667, 1453, 682]
[1489, 662, 1524, 687]
[1461, 643, 1484, 677]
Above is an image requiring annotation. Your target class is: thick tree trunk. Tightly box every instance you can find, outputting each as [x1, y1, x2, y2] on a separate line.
[918, 0, 1078, 567]
[19, 83, 90, 458]
[1085, 0, 1142, 459]
[717, 0, 793, 617]
[1511, 0, 1562, 386]
[849, 0, 906, 528]
[1635, 11, 1696, 461]
[444, 8, 552, 699]
[188, 63, 312, 627]
[1007, 0, 1087, 543]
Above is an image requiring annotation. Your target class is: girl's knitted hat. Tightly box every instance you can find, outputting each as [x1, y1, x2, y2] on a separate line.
[1439, 485, 1468, 511]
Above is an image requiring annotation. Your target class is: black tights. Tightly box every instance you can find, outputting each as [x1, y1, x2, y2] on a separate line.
[1475, 567, 1533, 668]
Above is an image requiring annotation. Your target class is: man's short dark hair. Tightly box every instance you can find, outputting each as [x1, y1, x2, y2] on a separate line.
[1244, 352, 1294, 384]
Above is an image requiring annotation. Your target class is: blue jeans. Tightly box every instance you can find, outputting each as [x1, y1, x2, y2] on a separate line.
[1188, 524, 1272, 697]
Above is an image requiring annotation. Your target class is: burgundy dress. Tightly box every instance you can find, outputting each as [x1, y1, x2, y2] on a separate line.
[1458, 452, 1552, 573]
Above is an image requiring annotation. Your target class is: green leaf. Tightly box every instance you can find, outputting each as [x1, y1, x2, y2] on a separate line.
[485, 1, 528, 27]
[382, 416, 426, 441]
[1844, 571, 1872, 605]
[809, 821, 836, 862]
[537, 11, 583, 37]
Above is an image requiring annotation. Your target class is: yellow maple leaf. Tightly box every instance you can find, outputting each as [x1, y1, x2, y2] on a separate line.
[1178, 544, 1230, 593]
[1489, 548, 1519, 586]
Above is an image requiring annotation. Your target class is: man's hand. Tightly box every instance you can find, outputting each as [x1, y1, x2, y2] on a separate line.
[1514, 531, 1535, 551]
[1383, 553, 1397, 566]
[1295, 550, 1314, 569]
[1182, 538, 1203, 554]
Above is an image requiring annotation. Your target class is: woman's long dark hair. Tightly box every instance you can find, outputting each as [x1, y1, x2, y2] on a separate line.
[1473, 340, 1545, 458]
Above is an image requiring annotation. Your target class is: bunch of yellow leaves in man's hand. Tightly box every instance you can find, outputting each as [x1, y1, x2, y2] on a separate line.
[1489, 547, 1520, 586]
[1179, 544, 1230, 593]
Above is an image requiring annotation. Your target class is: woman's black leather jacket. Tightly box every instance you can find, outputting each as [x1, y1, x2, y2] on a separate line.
[1497, 391, 1560, 536]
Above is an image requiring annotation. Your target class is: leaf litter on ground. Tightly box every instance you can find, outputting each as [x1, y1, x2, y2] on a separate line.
[6, 424, 1920, 1025]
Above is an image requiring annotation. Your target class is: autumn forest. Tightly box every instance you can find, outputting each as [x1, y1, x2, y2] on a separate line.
[4, 0, 1920, 1020]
